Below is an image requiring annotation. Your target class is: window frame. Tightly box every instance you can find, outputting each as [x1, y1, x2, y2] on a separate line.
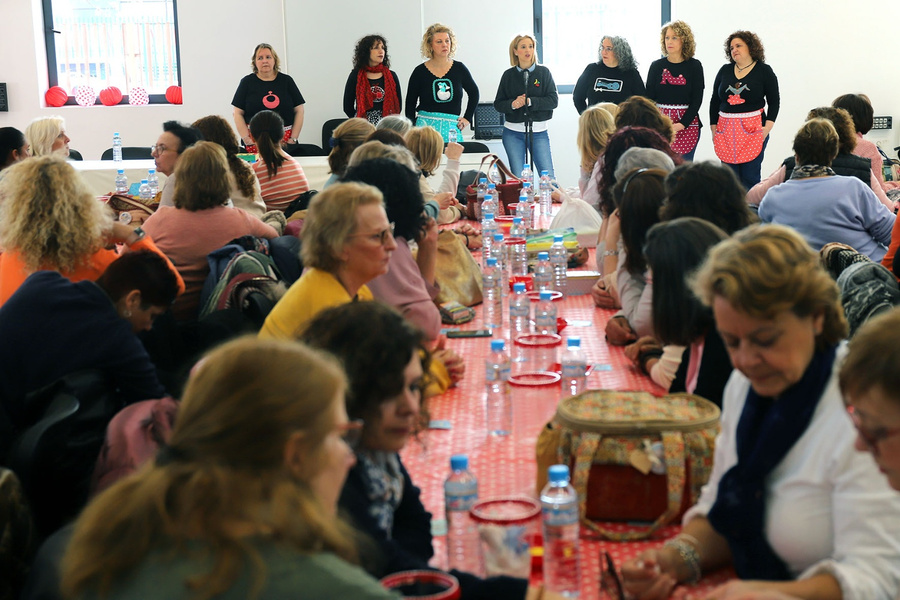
[41, 0, 183, 106]
[533, 0, 671, 94]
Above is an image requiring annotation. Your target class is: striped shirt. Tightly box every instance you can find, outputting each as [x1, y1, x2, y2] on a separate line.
[252, 154, 310, 211]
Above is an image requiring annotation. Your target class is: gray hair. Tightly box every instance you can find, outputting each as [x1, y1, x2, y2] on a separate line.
[599, 36, 638, 72]
[347, 140, 418, 171]
[375, 115, 413, 135]
[614, 147, 675, 180]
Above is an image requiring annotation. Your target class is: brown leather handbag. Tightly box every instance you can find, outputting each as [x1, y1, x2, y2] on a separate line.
[465, 154, 522, 219]
[433, 230, 483, 307]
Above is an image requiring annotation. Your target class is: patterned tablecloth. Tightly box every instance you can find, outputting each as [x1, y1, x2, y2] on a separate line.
[400, 259, 734, 598]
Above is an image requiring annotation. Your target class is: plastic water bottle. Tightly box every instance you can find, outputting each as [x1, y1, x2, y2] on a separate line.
[482, 257, 502, 330]
[516, 193, 533, 229]
[481, 194, 498, 226]
[475, 178, 488, 221]
[534, 251, 553, 292]
[482, 213, 498, 265]
[112, 131, 123, 163]
[114, 169, 128, 194]
[549, 235, 568, 295]
[522, 181, 535, 205]
[508, 218, 528, 278]
[147, 168, 159, 196]
[449, 127, 458, 144]
[561, 337, 588, 398]
[509, 282, 531, 339]
[138, 179, 151, 200]
[445, 455, 483, 575]
[521, 162, 533, 187]
[539, 170, 552, 218]
[535, 290, 558, 335]
[541, 465, 582, 596]
[489, 162, 501, 184]
[485, 339, 512, 436]
[490, 233, 508, 297]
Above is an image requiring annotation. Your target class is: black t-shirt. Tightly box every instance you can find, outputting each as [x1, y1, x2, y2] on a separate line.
[232, 72, 305, 127]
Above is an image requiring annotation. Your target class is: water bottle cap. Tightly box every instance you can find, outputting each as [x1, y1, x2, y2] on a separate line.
[450, 454, 468, 470]
[567, 337, 581, 348]
[141, 179, 148, 184]
[488, 183, 496, 189]
[540, 290, 553, 301]
[486, 257, 497, 267]
[493, 233, 503, 241]
[513, 283, 526, 292]
[513, 217, 522, 224]
[490, 339, 505, 352]
[479, 178, 487, 183]
[538, 252, 549, 260]
[117, 169, 124, 174]
[485, 213, 494, 220]
[541, 170, 549, 176]
[519, 195, 527, 201]
[523, 182, 531, 188]
[484, 194, 493, 201]
[114, 132, 120, 136]
[148, 168, 155, 174]
[548, 464, 570, 482]
[554, 235, 564, 242]
[523, 163, 530, 168]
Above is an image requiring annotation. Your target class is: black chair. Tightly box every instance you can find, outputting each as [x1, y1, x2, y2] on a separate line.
[287, 143, 326, 157]
[66, 149, 83, 161]
[100, 146, 153, 160]
[459, 141, 490, 153]
[321, 117, 348, 150]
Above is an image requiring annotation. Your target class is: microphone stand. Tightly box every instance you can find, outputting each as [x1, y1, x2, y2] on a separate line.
[523, 70, 533, 171]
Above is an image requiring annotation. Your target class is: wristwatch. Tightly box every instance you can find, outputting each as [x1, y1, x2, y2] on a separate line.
[130, 226, 146, 244]
[288, 137, 298, 144]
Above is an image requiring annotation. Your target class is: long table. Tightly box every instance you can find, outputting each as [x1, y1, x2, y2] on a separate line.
[401, 256, 734, 598]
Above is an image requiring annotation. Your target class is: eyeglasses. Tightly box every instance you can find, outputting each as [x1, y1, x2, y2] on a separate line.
[600, 551, 625, 600]
[339, 419, 364, 450]
[847, 405, 900, 454]
[151, 144, 176, 155]
[601, 46, 614, 53]
[349, 222, 395, 245]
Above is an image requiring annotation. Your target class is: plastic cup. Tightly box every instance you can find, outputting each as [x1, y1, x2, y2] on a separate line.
[513, 333, 562, 373]
[470, 496, 541, 578]
[380, 570, 460, 600]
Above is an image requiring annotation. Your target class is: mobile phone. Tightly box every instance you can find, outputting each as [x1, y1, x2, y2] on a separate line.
[446, 329, 493, 338]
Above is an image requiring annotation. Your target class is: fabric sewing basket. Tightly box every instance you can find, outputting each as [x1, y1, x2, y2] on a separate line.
[536, 390, 720, 540]
[464, 154, 522, 219]
[105, 193, 158, 228]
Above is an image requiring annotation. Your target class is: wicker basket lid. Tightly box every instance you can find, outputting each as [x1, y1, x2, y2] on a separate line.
[555, 390, 720, 434]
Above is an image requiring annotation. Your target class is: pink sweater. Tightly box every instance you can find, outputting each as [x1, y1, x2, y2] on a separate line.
[252, 154, 310, 211]
[142, 205, 278, 320]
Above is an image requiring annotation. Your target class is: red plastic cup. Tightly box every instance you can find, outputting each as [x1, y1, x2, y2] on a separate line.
[380, 570, 460, 600]
[509, 274, 534, 292]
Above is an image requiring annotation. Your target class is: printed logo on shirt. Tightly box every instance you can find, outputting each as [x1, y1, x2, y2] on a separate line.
[593, 78, 623, 92]
[433, 79, 453, 103]
[370, 84, 385, 102]
[726, 82, 749, 105]
[262, 91, 281, 109]
[660, 69, 686, 86]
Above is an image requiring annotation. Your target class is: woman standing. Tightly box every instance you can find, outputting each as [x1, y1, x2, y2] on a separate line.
[232, 43, 305, 150]
[645, 21, 704, 160]
[405, 23, 480, 143]
[709, 31, 779, 189]
[573, 36, 645, 114]
[343, 35, 402, 125]
[493, 33, 558, 177]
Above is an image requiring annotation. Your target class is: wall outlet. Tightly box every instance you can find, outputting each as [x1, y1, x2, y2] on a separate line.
[873, 116, 892, 130]
[0, 83, 7, 112]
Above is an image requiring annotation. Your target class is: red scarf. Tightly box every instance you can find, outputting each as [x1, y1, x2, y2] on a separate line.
[355, 65, 400, 118]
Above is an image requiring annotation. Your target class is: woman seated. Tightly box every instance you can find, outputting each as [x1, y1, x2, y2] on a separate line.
[0, 156, 184, 306]
[833, 93, 900, 196]
[59, 336, 397, 600]
[661, 161, 756, 235]
[249, 110, 310, 211]
[142, 142, 278, 321]
[614, 95, 676, 145]
[758, 118, 894, 261]
[748, 106, 893, 210]
[301, 301, 529, 600]
[622, 224, 900, 600]
[259, 182, 396, 340]
[191, 115, 267, 218]
[24, 116, 70, 158]
[324, 118, 376, 189]
[624, 218, 732, 406]
[576, 104, 616, 212]
[376, 114, 413, 136]
[405, 126, 463, 224]
[0, 127, 30, 173]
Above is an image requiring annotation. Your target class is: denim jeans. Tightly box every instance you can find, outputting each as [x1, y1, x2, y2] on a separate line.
[502, 127, 555, 179]
[726, 135, 769, 190]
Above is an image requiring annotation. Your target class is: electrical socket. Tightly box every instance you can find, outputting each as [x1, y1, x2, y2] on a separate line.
[873, 116, 892, 130]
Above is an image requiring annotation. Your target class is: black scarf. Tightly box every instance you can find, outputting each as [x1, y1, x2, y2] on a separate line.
[707, 344, 837, 580]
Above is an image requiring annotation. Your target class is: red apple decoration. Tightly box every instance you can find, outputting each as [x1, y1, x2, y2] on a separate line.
[45, 86, 68, 107]
[99, 86, 123, 106]
[165, 85, 183, 105]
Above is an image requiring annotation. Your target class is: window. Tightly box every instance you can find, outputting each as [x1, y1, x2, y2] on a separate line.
[41, 0, 182, 105]
[534, 0, 670, 93]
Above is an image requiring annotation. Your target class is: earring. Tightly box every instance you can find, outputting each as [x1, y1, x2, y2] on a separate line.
[123, 309, 132, 318]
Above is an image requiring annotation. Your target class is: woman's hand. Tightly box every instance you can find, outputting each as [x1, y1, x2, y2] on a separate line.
[434, 191, 458, 210]
[621, 548, 680, 600]
[445, 141, 464, 161]
[605, 315, 637, 346]
[702, 581, 802, 600]
[762, 121, 775, 138]
[454, 223, 482, 250]
[624, 336, 662, 363]
[433, 337, 465, 385]
[512, 94, 527, 110]
[457, 117, 470, 131]
[417, 218, 439, 250]
[673, 122, 686, 133]
[591, 278, 618, 309]
[107, 221, 142, 246]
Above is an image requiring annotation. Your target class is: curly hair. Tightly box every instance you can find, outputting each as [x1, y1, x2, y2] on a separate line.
[352, 34, 391, 71]
[724, 31, 765, 63]
[577, 105, 615, 172]
[173, 142, 234, 211]
[612, 168, 667, 276]
[691, 223, 848, 349]
[832, 93, 874, 135]
[598, 126, 682, 218]
[342, 157, 427, 241]
[192, 115, 256, 200]
[405, 126, 444, 175]
[249, 110, 286, 179]
[250, 43, 280, 74]
[806, 107, 857, 154]
[660, 20, 696, 60]
[0, 155, 111, 273]
[301, 301, 431, 436]
[327, 118, 376, 177]
[615, 96, 675, 143]
[599, 36, 638, 71]
[662, 161, 755, 235]
[421, 23, 457, 59]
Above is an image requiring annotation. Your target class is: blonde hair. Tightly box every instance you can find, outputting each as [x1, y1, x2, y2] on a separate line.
[328, 118, 376, 177]
[660, 20, 696, 59]
[509, 34, 537, 67]
[405, 126, 443, 175]
[251, 43, 281, 74]
[347, 140, 418, 171]
[25, 116, 66, 157]
[173, 141, 235, 211]
[692, 224, 848, 348]
[596, 102, 619, 117]
[577, 105, 616, 172]
[61, 337, 355, 600]
[420, 23, 457, 59]
[301, 182, 385, 273]
[0, 155, 111, 273]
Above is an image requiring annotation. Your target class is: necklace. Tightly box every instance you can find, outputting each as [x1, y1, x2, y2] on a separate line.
[736, 60, 755, 73]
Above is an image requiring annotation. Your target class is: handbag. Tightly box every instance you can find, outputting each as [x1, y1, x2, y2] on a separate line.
[536, 390, 720, 540]
[433, 230, 483, 307]
[464, 154, 522, 219]
[105, 193, 158, 228]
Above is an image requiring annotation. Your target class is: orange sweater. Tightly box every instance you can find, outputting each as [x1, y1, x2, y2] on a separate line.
[0, 235, 185, 307]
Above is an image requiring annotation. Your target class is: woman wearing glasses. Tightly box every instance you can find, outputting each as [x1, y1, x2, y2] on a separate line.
[259, 182, 397, 340]
[573, 36, 645, 114]
[60, 336, 397, 600]
[621, 224, 900, 600]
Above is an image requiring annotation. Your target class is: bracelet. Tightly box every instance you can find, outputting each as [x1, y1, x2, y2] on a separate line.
[638, 347, 664, 375]
[603, 249, 619, 257]
[663, 538, 701, 584]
